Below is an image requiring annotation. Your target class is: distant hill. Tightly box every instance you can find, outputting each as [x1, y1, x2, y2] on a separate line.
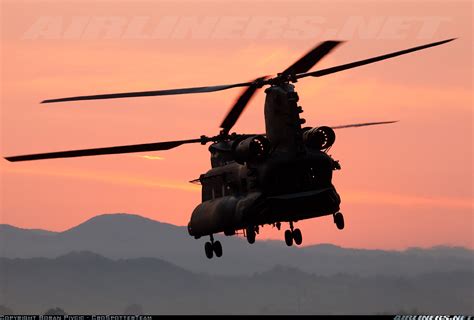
[0, 252, 472, 315]
[1, 213, 473, 276]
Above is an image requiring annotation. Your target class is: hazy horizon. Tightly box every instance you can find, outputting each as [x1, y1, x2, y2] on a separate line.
[2, 212, 473, 252]
[1, 251, 473, 315]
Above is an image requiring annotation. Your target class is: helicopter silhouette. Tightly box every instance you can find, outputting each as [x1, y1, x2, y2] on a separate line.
[5, 38, 454, 259]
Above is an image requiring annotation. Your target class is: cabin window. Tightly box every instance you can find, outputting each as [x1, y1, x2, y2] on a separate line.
[201, 173, 234, 200]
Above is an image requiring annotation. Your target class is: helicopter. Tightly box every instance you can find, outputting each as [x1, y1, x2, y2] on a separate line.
[5, 38, 454, 259]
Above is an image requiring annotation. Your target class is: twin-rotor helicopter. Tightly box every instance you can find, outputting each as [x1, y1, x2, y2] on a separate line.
[5, 38, 454, 258]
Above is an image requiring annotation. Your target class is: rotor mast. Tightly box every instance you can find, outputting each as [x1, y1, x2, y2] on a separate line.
[264, 83, 306, 154]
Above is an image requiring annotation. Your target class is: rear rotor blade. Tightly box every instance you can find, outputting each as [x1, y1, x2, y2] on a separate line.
[41, 82, 254, 104]
[298, 38, 455, 79]
[331, 120, 398, 129]
[4, 138, 202, 162]
[281, 40, 342, 76]
[220, 77, 267, 133]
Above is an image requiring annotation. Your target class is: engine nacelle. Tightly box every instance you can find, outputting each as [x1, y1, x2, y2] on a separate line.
[232, 135, 270, 165]
[303, 126, 336, 150]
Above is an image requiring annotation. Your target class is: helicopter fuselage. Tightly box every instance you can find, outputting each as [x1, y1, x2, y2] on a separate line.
[187, 83, 341, 239]
[187, 150, 341, 238]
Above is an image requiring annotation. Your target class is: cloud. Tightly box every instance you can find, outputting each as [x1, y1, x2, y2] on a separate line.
[138, 155, 165, 160]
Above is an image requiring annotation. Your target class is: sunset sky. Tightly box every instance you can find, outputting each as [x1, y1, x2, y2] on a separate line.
[1, 0, 472, 250]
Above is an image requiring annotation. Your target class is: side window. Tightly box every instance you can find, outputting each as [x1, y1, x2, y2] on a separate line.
[202, 174, 234, 200]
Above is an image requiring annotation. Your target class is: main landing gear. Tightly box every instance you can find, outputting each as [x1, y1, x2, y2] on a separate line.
[204, 234, 223, 259]
[246, 225, 258, 244]
[333, 212, 345, 230]
[284, 221, 303, 246]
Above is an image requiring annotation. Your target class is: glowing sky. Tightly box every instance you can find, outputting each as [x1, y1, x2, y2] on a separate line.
[1, 0, 472, 249]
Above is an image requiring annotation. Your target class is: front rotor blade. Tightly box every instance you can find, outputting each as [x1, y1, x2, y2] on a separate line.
[4, 138, 202, 162]
[41, 82, 254, 104]
[281, 40, 342, 76]
[220, 77, 267, 133]
[331, 120, 398, 129]
[298, 38, 455, 79]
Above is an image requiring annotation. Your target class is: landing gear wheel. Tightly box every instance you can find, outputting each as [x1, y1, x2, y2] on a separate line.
[284, 230, 293, 246]
[246, 226, 256, 244]
[247, 232, 255, 244]
[213, 241, 223, 258]
[204, 242, 213, 259]
[334, 212, 345, 230]
[293, 228, 303, 245]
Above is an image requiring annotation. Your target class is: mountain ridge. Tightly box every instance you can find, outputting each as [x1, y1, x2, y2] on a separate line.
[2, 212, 471, 252]
[1, 213, 472, 276]
[1, 252, 472, 315]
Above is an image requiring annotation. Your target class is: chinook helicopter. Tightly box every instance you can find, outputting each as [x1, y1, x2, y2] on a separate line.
[5, 38, 454, 259]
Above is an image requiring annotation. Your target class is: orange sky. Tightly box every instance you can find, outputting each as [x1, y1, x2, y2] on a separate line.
[1, 0, 472, 250]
